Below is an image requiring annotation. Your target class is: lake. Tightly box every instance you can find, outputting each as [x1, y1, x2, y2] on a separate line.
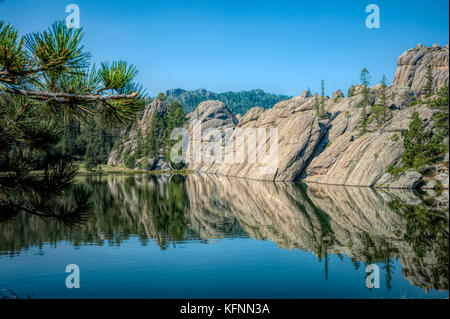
[0, 174, 448, 299]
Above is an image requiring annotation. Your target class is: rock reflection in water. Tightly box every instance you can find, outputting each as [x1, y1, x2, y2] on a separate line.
[0, 174, 448, 293]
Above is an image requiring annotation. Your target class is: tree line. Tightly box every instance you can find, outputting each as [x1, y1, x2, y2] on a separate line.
[166, 88, 291, 115]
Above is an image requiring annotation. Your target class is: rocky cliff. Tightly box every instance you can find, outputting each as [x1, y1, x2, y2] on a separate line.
[107, 44, 449, 188]
[107, 97, 170, 169]
[393, 43, 449, 96]
[185, 44, 449, 188]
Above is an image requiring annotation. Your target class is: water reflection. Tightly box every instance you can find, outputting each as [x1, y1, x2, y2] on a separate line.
[0, 174, 448, 293]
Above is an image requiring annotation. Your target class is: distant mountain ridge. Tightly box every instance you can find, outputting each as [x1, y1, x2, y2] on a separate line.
[164, 88, 291, 115]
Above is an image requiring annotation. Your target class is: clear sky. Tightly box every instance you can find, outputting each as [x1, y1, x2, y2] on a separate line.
[1, 0, 448, 96]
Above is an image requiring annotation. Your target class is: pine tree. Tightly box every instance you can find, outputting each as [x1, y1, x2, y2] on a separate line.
[431, 85, 449, 143]
[380, 74, 387, 107]
[402, 112, 442, 170]
[166, 101, 187, 168]
[0, 20, 145, 222]
[348, 86, 355, 97]
[424, 64, 434, 97]
[145, 111, 163, 159]
[320, 79, 325, 116]
[369, 75, 390, 129]
[359, 68, 371, 133]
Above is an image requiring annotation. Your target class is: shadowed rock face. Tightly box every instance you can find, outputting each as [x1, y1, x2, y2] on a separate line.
[1, 175, 447, 292]
[107, 98, 168, 166]
[185, 45, 448, 187]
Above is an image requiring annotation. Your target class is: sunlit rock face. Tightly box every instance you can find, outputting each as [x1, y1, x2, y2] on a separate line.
[186, 88, 436, 186]
[393, 44, 449, 96]
[185, 45, 448, 187]
[303, 104, 434, 187]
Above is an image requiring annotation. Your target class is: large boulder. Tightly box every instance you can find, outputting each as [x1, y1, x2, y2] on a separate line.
[393, 43, 449, 96]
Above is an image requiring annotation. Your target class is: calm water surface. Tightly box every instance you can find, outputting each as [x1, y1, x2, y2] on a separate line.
[0, 174, 448, 299]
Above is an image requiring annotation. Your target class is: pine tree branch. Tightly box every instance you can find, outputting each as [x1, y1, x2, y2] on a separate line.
[3, 87, 139, 101]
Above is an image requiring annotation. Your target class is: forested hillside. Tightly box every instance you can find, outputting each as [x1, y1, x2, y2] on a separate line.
[165, 88, 291, 115]
[48, 89, 289, 168]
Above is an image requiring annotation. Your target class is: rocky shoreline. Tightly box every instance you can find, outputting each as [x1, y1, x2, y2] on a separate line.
[108, 44, 449, 189]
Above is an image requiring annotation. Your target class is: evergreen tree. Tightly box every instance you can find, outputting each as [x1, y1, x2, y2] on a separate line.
[360, 68, 371, 87]
[430, 85, 449, 147]
[369, 75, 390, 129]
[348, 86, 355, 97]
[145, 111, 164, 159]
[320, 79, 325, 116]
[380, 75, 387, 107]
[166, 101, 187, 169]
[0, 21, 145, 221]
[359, 68, 371, 133]
[402, 112, 442, 171]
[424, 64, 434, 97]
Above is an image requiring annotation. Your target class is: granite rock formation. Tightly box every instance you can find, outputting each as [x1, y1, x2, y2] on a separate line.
[184, 44, 449, 188]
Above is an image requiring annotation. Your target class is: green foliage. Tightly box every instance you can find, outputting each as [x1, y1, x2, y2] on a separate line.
[124, 153, 136, 169]
[402, 112, 443, 171]
[0, 20, 145, 220]
[166, 101, 187, 169]
[320, 79, 325, 116]
[391, 133, 399, 142]
[143, 110, 165, 159]
[136, 100, 187, 169]
[1, 21, 146, 124]
[379, 75, 387, 106]
[368, 104, 389, 128]
[360, 68, 371, 87]
[424, 64, 433, 97]
[81, 117, 120, 167]
[166, 88, 290, 115]
[358, 105, 368, 133]
[430, 85, 449, 144]
[157, 92, 168, 102]
[348, 86, 354, 97]
[358, 68, 371, 133]
[388, 198, 448, 290]
[388, 106, 446, 176]
[99, 61, 137, 91]
[387, 163, 406, 177]
[408, 97, 422, 107]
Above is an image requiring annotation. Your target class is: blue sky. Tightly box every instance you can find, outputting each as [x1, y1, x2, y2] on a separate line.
[1, 0, 448, 96]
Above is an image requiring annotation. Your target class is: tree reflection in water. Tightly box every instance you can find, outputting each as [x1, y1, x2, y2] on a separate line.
[0, 174, 448, 292]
